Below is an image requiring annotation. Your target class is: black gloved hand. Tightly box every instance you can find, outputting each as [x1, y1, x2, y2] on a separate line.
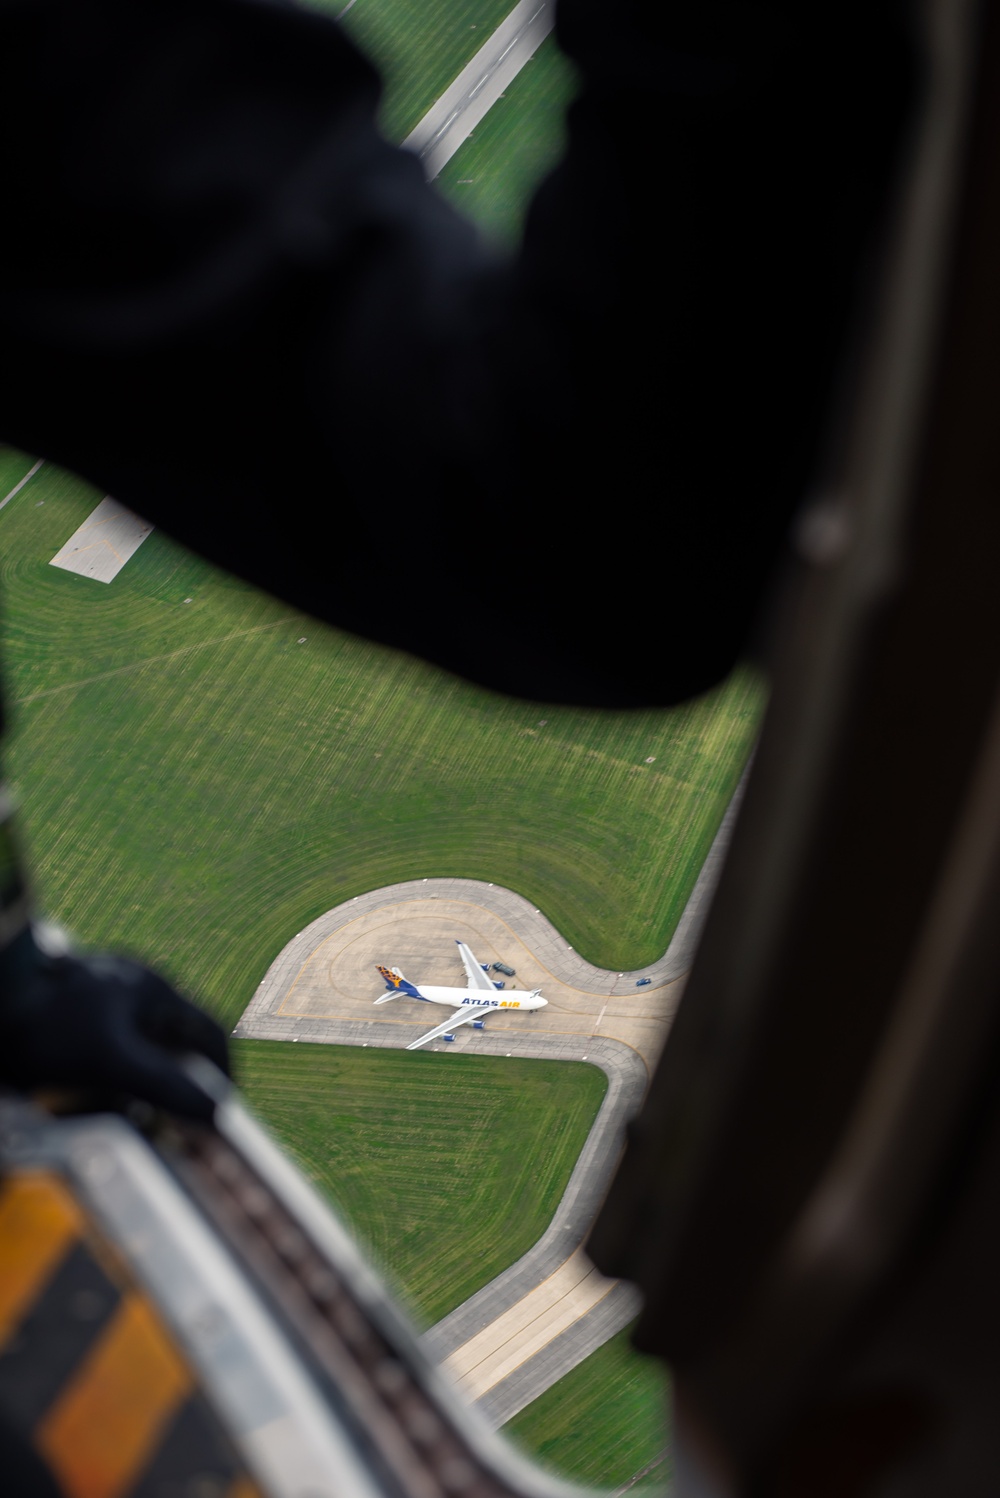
[0, 929, 229, 1120]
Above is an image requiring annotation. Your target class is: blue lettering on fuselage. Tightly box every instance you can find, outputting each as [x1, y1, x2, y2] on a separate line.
[462, 997, 500, 1006]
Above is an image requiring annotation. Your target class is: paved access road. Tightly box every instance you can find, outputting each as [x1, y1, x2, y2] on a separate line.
[402, 0, 556, 180]
[420, 1032, 645, 1411]
[235, 778, 746, 1424]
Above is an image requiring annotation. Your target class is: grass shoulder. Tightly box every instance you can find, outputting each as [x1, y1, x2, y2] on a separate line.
[436, 36, 578, 248]
[232, 1039, 607, 1325]
[503, 1324, 670, 1492]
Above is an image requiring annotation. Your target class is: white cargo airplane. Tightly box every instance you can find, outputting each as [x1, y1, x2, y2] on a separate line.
[375, 940, 547, 1051]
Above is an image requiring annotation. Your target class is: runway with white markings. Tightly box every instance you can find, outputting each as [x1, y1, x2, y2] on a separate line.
[402, 0, 556, 179]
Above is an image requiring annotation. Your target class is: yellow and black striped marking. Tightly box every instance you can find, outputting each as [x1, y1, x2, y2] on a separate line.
[0, 1171, 260, 1498]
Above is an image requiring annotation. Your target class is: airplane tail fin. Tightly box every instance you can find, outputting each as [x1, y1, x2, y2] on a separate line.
[375, 964, 423, 1001]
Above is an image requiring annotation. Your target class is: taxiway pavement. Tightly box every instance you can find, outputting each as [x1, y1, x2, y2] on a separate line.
[235, 774, 746, 1424]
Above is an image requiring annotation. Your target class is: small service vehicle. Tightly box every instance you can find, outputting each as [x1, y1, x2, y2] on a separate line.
[636, 977, 652, 986]
[492, 961, 516, 977]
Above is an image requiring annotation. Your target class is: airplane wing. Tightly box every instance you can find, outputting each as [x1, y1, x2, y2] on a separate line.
[406, 1003, 494, 1051]
[455, 940, 496, 992]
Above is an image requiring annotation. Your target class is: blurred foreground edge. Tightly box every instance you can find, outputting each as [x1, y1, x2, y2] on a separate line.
[588, 0, 1000, 1493]
[5, 0, 1000, 1491]
[0, 1061, 586, 1498]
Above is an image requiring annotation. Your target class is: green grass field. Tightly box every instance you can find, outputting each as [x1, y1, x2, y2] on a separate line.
[233, 1040, 605, 1325]
[233, 1036, 665, 1491]
[1, 454, 761, 1032]
[505, 1325, 670, 1491]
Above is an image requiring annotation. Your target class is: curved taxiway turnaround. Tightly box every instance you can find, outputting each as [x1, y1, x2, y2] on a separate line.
[235, 778, 745, 1423]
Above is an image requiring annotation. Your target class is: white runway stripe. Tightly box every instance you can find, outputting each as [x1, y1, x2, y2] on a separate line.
[0, 458, 44, 511]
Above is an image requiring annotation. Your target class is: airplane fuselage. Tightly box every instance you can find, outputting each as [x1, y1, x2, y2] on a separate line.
[374, 950, 546, 1049]
[414, 986, 547, 1012]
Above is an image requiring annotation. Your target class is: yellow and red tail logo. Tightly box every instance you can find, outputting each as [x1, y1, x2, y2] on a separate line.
[376, 965, 422, 998]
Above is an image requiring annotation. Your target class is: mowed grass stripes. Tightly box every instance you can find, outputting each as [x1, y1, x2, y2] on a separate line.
[233, 1041, 606, 1325]
[1, 454, 761, 1032]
